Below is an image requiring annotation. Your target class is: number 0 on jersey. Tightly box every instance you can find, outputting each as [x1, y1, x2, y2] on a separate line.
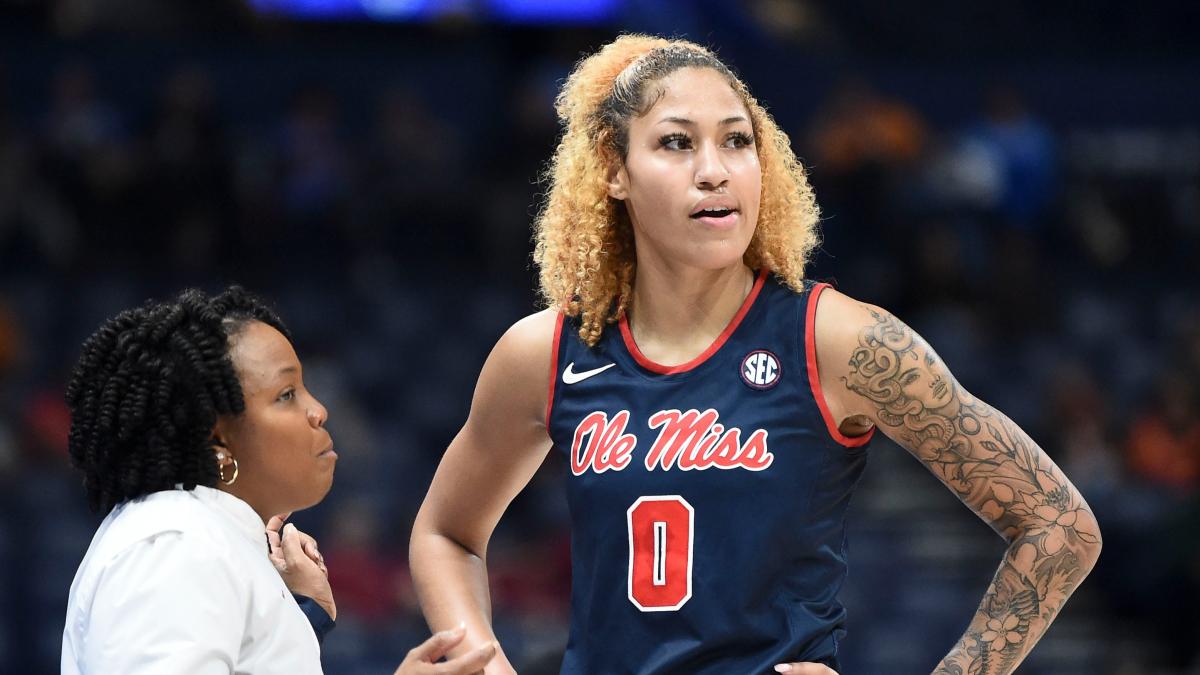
[627, 496, 694, 611]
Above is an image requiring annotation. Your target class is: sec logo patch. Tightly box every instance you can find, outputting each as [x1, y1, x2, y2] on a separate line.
[741, 350, 781, 390]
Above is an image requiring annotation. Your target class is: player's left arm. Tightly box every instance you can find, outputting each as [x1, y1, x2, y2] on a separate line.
[813, 287, 1102, 675]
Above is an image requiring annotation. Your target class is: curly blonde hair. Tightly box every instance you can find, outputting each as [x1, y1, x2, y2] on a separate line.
[533, 34, 821, 346]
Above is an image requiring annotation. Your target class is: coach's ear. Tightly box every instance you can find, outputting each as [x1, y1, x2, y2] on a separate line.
[210, 423, 236, 470]
[210, 421, 228, 452]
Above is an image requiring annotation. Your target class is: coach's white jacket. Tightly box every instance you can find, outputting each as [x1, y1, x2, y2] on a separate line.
[62, 485, 324, 674]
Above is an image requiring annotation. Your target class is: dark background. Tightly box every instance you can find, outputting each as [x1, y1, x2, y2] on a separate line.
[1, 1, 1198, 673]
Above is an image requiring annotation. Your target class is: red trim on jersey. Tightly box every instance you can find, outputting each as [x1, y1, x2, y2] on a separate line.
[545, 311, 565, 428]
[619, 269, 768, 375]
[806, 283, 875, 448]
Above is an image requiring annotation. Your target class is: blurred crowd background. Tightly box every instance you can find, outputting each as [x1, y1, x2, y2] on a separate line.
[1, 1, 1198, 673]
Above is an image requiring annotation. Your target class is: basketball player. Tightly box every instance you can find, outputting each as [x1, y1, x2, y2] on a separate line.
[410, 35, 1101, 674]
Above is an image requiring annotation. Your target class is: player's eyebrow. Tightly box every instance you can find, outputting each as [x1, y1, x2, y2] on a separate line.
[656, 116, 748, 126]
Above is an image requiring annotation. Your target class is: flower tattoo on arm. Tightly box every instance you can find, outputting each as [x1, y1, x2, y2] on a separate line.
[844, 308, 1101, 675]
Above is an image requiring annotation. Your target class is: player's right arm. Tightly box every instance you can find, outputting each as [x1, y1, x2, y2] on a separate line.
[409, 309, 559, 674]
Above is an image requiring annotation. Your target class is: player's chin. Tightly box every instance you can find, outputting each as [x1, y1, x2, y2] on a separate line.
[680, 239, 753, 270]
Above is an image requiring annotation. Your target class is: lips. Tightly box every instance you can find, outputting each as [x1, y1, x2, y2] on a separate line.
[690, 209, 739, 229]
[689, 197, 740, 229]
[317, 443, 337, 459]
[689, 197, 739, 219]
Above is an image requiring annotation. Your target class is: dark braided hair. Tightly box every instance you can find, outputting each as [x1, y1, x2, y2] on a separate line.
[65, 286, 290, 514]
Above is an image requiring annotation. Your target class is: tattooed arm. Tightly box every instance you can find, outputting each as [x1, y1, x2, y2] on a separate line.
[813, 288, 1102, 675]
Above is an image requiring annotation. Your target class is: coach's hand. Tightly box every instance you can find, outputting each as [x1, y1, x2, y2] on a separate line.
[773, 663, 839, 674]
[394, 625, 497, 675]
[267, 515, 336, 621]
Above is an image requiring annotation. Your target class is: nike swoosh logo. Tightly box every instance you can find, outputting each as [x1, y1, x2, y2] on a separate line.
[562, 362, 616, 385]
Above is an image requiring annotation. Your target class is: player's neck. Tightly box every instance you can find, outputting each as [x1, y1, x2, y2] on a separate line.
[626, 262, 754, 366]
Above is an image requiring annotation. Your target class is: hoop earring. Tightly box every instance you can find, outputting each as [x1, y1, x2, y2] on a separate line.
[219, 458, 239, 486]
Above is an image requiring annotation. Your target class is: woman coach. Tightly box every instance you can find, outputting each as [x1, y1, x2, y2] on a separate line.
[60, 286, 494, 674]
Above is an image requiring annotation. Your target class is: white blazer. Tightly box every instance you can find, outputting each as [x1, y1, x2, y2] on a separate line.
[62, 485, 324, 674]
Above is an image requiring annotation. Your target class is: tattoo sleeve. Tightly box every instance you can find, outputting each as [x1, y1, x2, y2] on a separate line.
[843, 308, 1102, 675]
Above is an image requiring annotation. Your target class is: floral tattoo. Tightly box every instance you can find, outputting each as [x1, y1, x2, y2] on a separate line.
[844, 309, 1100, 675]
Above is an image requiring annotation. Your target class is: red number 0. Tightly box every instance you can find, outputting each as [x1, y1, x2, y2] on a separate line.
[627, 495, 694, 611]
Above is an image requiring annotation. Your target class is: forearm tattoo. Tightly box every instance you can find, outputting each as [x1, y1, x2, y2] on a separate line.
[844, 309, 1101, 675]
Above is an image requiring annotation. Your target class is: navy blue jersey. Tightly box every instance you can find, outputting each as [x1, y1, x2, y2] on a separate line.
[545, 271, 874, 674]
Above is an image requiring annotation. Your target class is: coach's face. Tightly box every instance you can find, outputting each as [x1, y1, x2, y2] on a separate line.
[607, 66, 762, 272]
[212, 321, 336, 521]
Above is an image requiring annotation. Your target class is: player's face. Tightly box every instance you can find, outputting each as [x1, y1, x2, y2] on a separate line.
[609, 67, 761, 271]
[215, 321, 336, 519]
